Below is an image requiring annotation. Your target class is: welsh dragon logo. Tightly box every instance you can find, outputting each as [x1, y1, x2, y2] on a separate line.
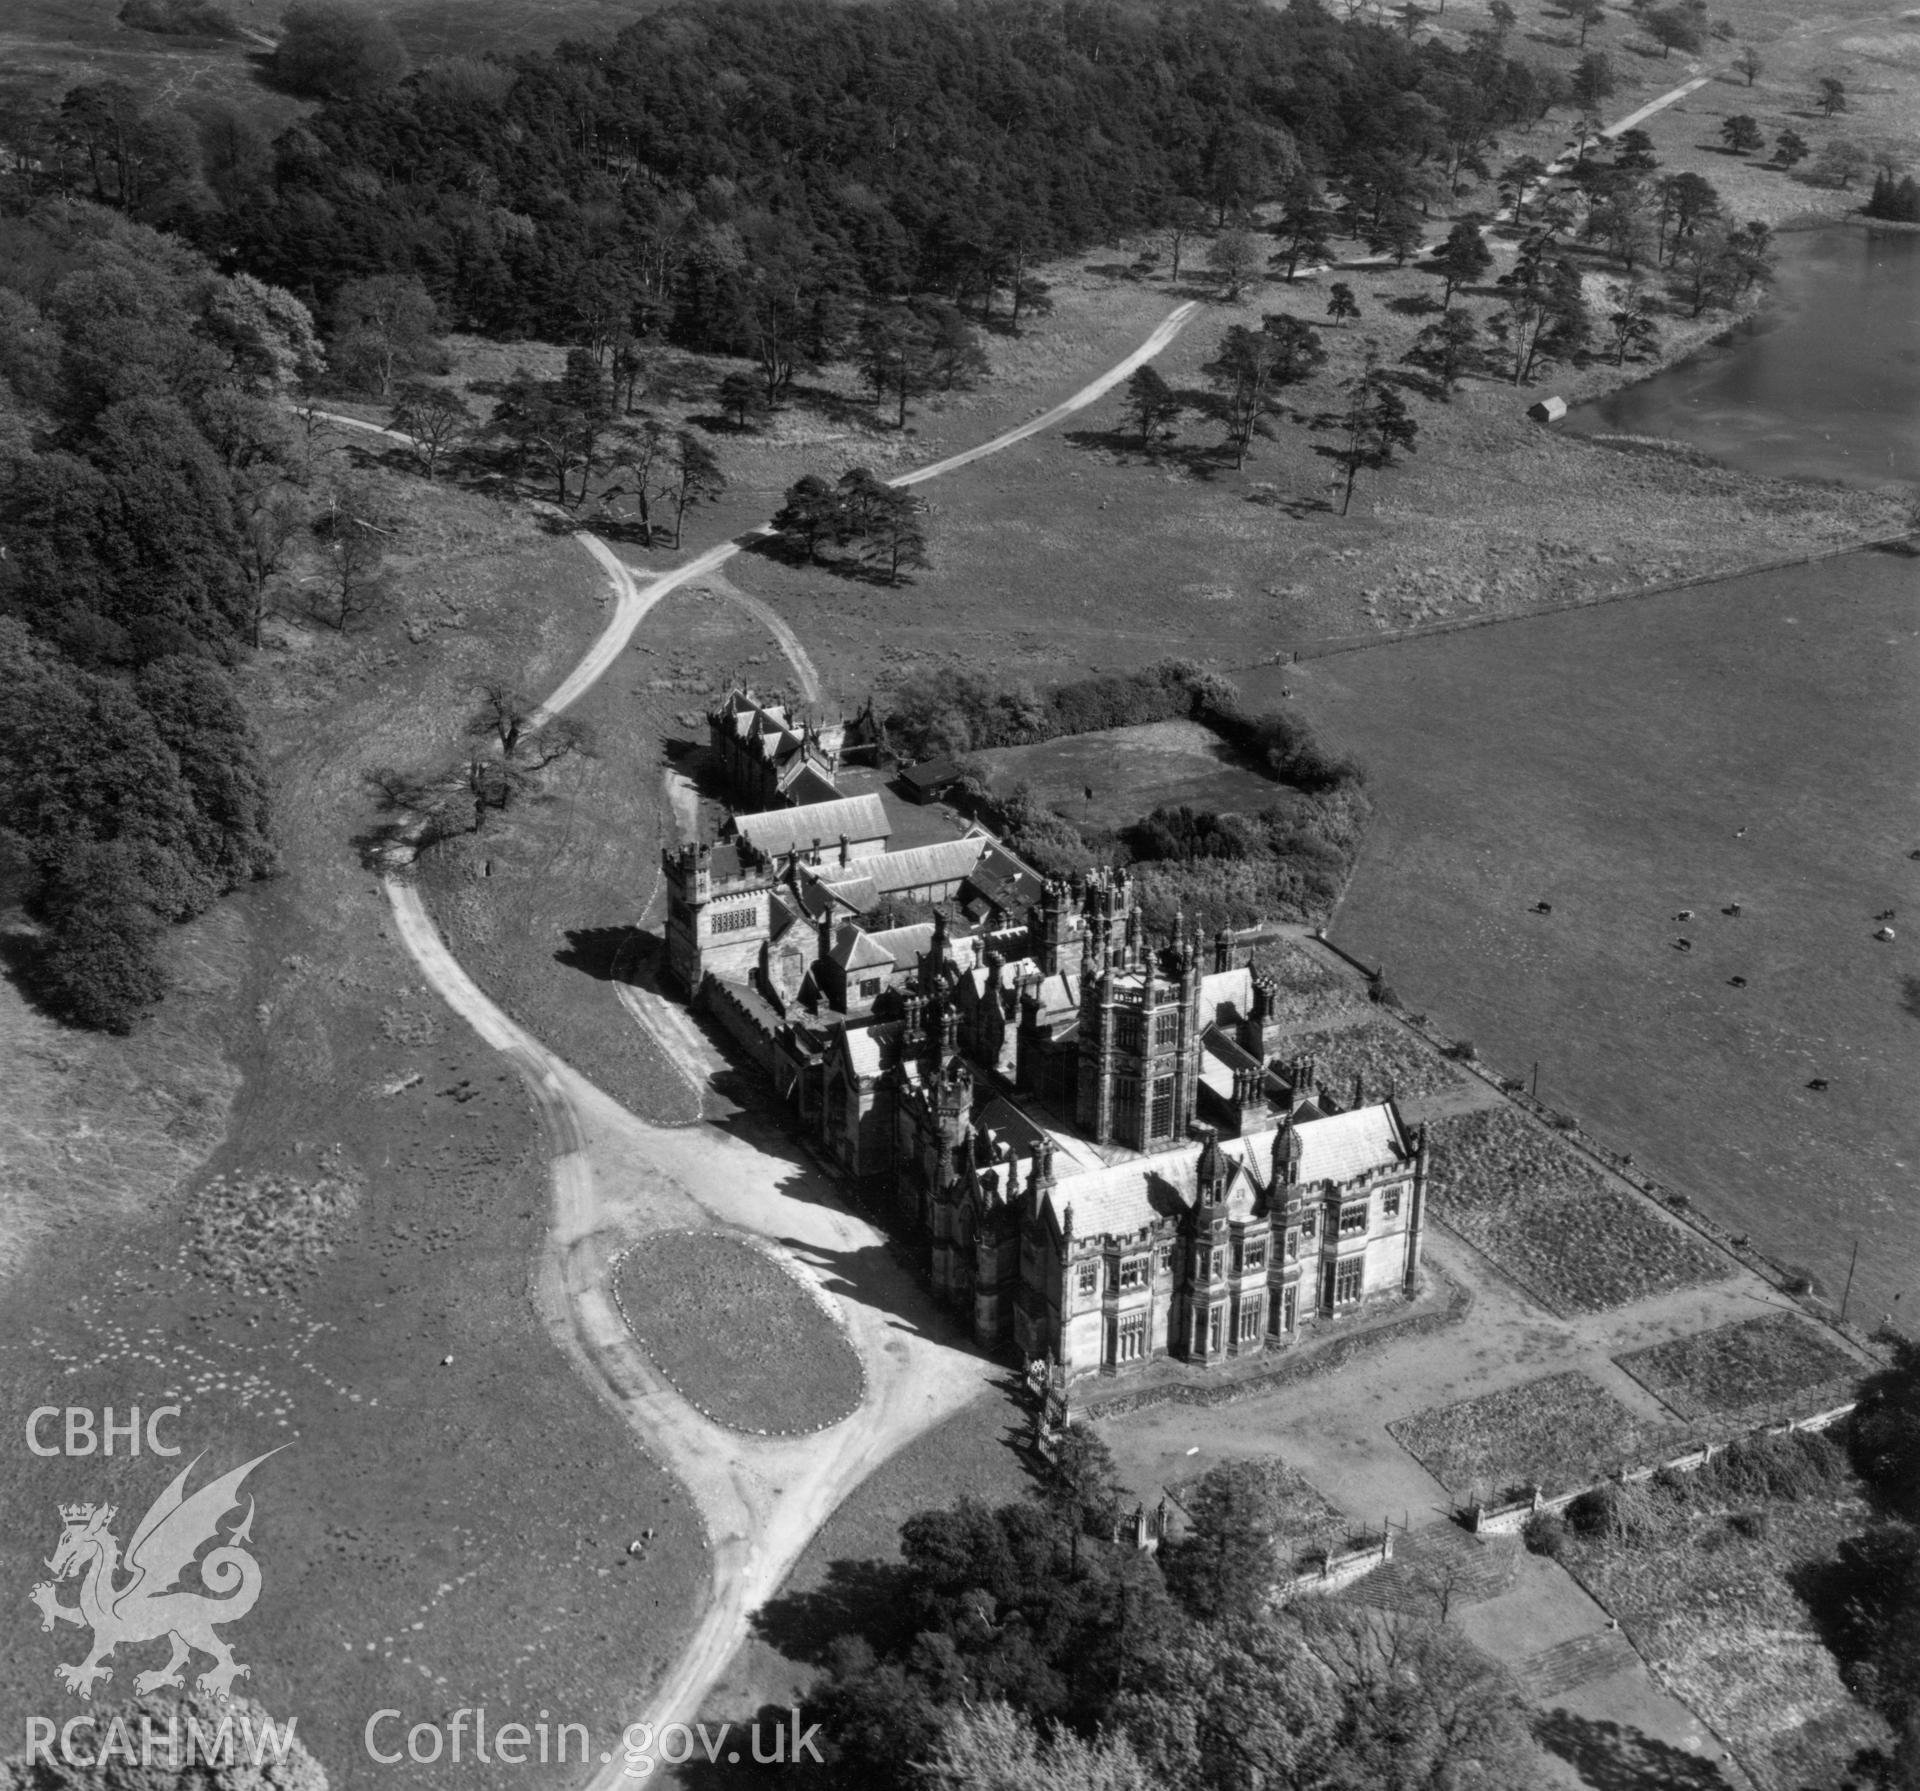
[31, 1450, 282, 1700]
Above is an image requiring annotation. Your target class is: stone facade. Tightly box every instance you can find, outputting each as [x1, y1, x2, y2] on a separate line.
[662, 691, 1426, 1381]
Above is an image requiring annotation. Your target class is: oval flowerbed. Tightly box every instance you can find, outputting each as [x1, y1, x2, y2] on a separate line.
[612, 1232, 862, 1434]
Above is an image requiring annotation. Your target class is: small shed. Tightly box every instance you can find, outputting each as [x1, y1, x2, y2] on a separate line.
[898, 759, 963, 804]
[1527, 396, 1568, 424]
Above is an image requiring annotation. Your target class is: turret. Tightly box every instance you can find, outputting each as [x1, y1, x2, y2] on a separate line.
[1214, 927, 1233, 975]
[1195, 1126, 1229, 1210]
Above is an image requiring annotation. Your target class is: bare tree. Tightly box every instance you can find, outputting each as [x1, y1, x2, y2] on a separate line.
[235, 484, 306, 646]
[308, 485, 388, 632]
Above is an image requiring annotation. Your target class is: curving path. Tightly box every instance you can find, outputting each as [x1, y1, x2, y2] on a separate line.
[379, 306, 1199, 1772]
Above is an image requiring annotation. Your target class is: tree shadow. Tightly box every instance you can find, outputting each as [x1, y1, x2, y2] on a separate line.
[555, 926, 637, 982]
[750, 1557, 919, 1667]
[1533, 1710, 1738, 1791]
[1387, 292, 1442, 316]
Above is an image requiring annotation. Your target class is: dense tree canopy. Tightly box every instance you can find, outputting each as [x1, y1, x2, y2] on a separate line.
[0, 203, 298, 1029]
[162, 0, 1573, 362]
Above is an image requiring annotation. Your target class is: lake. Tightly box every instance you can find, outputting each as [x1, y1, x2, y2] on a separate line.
[1570, 226, 1920, 492]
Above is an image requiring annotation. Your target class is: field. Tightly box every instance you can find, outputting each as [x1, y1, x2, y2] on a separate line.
[1615, 1312, 1864, 1423]
[1560, 1476, 1892, 1790]
[968, 719, 1285, 830]
[1429, 1107, 1733, 1316]
[1390, 1371, 1686, 1500]
[0, 458, 713, 1791]
[1248, 937, 1370, 1026]
[613, 1232, 864, 1435]
[1275, 1016, 1469, 1103]
[1295, 551, 1920, 1327]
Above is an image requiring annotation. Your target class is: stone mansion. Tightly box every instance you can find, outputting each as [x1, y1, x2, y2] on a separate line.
[663, 690, 1429, 1381]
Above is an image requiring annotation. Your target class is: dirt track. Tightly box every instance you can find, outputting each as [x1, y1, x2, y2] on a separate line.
[380, 305, 1200, 1769]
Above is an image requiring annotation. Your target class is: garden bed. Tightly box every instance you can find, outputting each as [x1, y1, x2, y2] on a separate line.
[1615, 1313, 1862, 1424]
[1429, 1107, 1733, 1316]
[1273, 1016, 1466, 1103]
[613, 1231, 864, 1434]
[1390, 1371, 1685, 1501]
[1559, 1469, 1890, 1791]
[1246, 938, 1366, 1027]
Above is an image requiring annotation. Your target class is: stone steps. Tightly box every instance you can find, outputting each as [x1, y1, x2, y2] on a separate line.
[1343, 1524, 1520, 1618]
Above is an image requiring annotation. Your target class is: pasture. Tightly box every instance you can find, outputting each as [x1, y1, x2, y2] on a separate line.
[967, 718, 1283, 830]
[1281, 547, 1920, 1328]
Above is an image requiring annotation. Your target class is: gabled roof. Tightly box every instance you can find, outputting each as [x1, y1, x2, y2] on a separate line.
[853, 837, 986, 895]
[966, 842, 1045, 914]
[827, 924, 897, 972]
[1294, 1104, 1409, 1185]
[733, 793, 891, 858]
[1040, 1104, 1407, 1241]
[1199, 964, 1255, 1028]
[781, 765, 842, 807]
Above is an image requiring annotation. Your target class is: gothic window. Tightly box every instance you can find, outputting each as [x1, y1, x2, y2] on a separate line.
[1155, 1244, 1174, 1277]
[1119, 1256, 1146, 1292]
[1339, 1201, 1369, 1238]
[1117, 1314, 1147, 1363]
[1209, 1245, 1224, 1280]
[1114, 1076, 1143, 1138]
[858, 977, 882, 999]
[1285, 1229, 1300, 1261]
[1149, 1075, 1174, 1138]
[1335, 1259, 1364, 1304]
[1279, 1285, 1297, 1333]
[1116, 1011, 1143, 1052]
[1382, 1184, 1403, 1218]
[1242, 1240, 1267, 1274]
[1302, 1209, 1319, 1240]
[1076, 1264, 1097, 1299]
[1153, 1009, 1180, 1046]
[1238, 1300, 1263, 1343]
[709, 903, 757, 935]
[1207, 1306, 1223, 1353]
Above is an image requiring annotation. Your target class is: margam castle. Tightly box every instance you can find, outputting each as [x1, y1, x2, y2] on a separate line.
[663, 691, 1429, 1381]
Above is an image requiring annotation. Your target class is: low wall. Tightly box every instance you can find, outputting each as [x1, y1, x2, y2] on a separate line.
[701, 974, 782, 1075]
[1275, 1533, 1395, 1604]
[1469, 1400, 1858, 1534]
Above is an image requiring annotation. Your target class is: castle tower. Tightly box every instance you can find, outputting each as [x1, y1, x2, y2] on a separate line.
[663, 841, 773, 992]
[1074, 966, 1120, 1143]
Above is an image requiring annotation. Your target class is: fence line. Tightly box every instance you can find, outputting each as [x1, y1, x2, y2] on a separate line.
[1264, 530, 1915, 667]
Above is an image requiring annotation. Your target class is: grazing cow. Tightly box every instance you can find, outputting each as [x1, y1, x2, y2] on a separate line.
[1808, 1078, 1829, 1091]
[1875, 926, 1896, 942]
[1674, 938, 1692, 952]
[1675, 910, 1694, 921]
[1728, 976, 1747, 988]
[1723, 903, 1741, 916]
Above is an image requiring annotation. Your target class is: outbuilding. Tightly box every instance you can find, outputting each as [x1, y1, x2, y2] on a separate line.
[898, 758, 964, 804]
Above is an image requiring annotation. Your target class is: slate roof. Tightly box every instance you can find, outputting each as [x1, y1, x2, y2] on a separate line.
[733, 793, 891, 858]
[1040, 1106, 1407, 1241]
[827, 925, 896, 972]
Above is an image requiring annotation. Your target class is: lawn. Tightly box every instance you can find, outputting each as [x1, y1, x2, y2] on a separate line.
[1274, 1016, 1468, 1103]
[1299, 552, 1920, 1328]
[1390, 1372, 1687, 1500]
[1429, 1107, 1733, 1316]
[1615, 1313, 1865, 1424]
[1561, 1476, 1892, 1791]
[613, 1232, 865, 1435]
[968, 719, 1284, 831]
